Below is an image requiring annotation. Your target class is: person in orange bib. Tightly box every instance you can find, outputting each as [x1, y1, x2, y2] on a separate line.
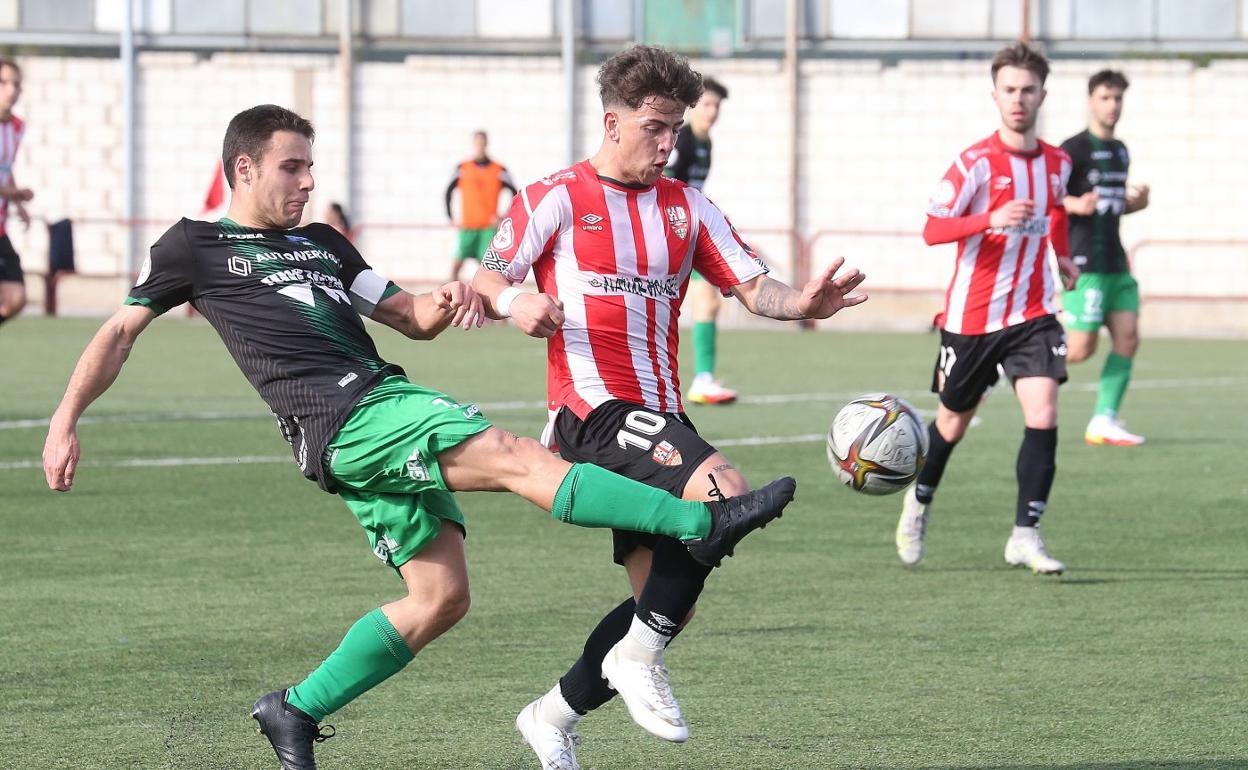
[445, 131, 516, 281]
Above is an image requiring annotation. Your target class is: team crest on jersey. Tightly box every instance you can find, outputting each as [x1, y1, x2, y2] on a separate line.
[651, 440, 683, 467]
[665, 206, 689, 240]
[491, 218, 514, 251]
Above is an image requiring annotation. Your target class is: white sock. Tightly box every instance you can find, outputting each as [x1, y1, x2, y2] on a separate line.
[623, 615, 669, 658]
[692, 371, 714, 387]
[1012, 524, 1038, 539]
[537, 684, 581, 732]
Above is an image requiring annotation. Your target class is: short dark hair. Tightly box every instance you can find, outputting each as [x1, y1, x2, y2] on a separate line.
[702, 76, 728, 100]
[1088, 69, 1129, 94]
[221, 104, 315, 189]
[596, 45, 703, 110]
[991, 42, 1050, 85]
[0, 57, 20, 76]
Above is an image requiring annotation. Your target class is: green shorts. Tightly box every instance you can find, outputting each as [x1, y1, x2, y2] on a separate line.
[327, 376, 492, 569]
[1063, 272, 1140, 331]
[456, 227, 496, 261]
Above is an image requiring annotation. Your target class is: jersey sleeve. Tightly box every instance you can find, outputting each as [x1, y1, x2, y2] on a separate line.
[688, 189, 768, 293]
[480, 180, 565, 283]
[1049, 151, 1072, 259]
[923, 154, 991, 245]
[125, 221, 195, 315]
[309, 223, 400, 318]
[1060, 136, 1089, 197]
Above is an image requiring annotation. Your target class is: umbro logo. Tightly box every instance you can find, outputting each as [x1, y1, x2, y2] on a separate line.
[992, 175, 1013, 190]
[649, 611, 678, 629]
[580, 212, 604, 231]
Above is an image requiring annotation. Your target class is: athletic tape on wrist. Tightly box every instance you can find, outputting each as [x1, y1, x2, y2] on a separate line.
[496, 286, 524, 318]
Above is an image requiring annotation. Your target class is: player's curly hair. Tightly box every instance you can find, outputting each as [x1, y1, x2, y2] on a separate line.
[991, 41, 1050, 85]
[221, 104, 315, 189]
[597, 45, 703, 110]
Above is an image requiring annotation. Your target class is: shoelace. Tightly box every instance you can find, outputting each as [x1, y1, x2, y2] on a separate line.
[645, 665, 678, 710]
[313, 724, 336, 743]
[545, 729, 581, 768]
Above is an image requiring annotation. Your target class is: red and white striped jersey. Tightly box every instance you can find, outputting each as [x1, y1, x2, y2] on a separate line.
[0, 115, 24, 236]
[927, 132, 1071, 335]
[483, 160, 767, 418]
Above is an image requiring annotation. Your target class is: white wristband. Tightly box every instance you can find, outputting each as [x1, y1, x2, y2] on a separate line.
[496, 286, 524, 318]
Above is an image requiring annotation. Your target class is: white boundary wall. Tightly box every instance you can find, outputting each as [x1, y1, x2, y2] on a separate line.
[9, 52, 1247, 334]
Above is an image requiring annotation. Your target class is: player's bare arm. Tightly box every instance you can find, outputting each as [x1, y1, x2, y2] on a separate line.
[731, 257, 867, 321]
[471, 268, 564, 338]
[1125, 183, 1149, 213]
[371, 281, 483, 340]
[43, 304, 157, 491]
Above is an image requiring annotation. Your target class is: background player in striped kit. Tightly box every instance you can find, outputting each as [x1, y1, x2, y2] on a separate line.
[0, 57, 32, 328]
[445, 130, 516, 281]
[1061, 70, 1150, 446]
[472, 45, 867, 770]
[895, 42, 1079, 575]
[663, 76, 738, 405]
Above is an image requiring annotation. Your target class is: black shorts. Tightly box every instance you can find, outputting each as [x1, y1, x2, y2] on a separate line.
[931, 314, 1068, 412]
[552, 400, 718, 565]
[0, 236, 22, 283]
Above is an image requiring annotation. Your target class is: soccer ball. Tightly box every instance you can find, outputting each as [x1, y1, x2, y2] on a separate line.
[826, 393, 928, 496]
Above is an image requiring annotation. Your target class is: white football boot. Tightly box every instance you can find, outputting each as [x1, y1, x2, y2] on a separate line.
[600, 640, 689, 742]
[1085, 414, 1145, 446]
[685, 373, 738, 406]
[516, 698, 582, 770]
[1004, 526, 1066, 575]
[895, 484, 931, 566]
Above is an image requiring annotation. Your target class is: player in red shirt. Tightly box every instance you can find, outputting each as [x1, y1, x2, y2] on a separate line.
[473, 45, 867, 769]
[0, 57, 32, 329]
[896, 42, 1079, 576]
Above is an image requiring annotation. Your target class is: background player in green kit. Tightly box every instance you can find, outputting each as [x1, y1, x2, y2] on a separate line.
[664, 77, 738, 405]
[1061, 70, 1150, 446]
[40, 105, 794, 770]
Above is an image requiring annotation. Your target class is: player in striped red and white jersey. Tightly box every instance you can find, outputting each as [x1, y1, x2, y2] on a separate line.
[0, 57, 32, 328]
[474, 45, 867, 769]
[897, 42, 1081, 578]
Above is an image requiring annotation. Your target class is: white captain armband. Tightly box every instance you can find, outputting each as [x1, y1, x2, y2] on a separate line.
[495, 286, 524, 318]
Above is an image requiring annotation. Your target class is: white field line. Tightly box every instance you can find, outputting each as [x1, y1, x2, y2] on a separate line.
[1, 376, 1243, 472]
[3, 375, 1245, 433]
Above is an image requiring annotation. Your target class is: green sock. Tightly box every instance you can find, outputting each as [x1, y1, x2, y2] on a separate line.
[550, 463, 710, 540]
[287, 608, 414, 721]
[692, 321, 717, 377]
[1094, 352, 1134, 418]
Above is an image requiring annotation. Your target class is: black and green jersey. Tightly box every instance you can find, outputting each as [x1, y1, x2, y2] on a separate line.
[1061, 129, 1131, 274]
[664, 125, 712, 191]
[127, 218, 404, 492]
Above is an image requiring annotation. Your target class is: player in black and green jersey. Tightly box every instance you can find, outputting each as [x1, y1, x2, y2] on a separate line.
[664, 76, 739, 406]
[1061, 70, 1150, 446]
[40, 105, 794, 770]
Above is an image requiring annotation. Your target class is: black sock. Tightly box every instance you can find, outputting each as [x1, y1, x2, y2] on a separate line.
[558, 597, 635, 714]
[635, 535, 713, 639]
[1016, 427, 1057, 527]
[0, 312, 8, 327]
[915, 421, 958, 504]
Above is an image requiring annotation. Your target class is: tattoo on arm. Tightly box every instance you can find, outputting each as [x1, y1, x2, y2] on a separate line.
[750, 276, 803, 320]
[711, 464, 733, 473]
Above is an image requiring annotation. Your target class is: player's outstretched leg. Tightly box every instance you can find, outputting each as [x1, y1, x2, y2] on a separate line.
[251, 690, 335, 770]
[439, 428, 795, 566]
[516, 687, 583, 770]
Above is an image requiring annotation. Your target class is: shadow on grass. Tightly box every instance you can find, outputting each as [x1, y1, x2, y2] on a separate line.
[916, 566, 1248, 584]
